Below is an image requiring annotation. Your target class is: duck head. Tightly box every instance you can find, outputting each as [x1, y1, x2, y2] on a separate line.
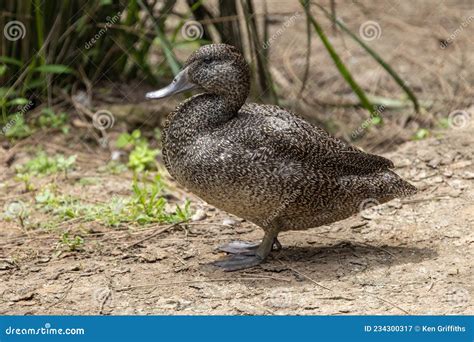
[146, 44, 250, 106]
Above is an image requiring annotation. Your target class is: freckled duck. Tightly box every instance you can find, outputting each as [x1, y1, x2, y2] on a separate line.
[146, 44, 416, 271]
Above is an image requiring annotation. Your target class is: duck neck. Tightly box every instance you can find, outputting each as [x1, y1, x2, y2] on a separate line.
[175, 92, 244, 131]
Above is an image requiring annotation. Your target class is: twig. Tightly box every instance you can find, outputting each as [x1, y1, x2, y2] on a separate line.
[115, 276, 291, 292]
[98, 289, 111, 314]
[125, 221, 185, 249]
[366, 293, 410, 314]
[277, 259, 333, 291]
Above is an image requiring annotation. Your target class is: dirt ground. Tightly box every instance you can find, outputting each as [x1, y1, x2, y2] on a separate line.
[0, 118, 473, 315]
[1, 0, 473, 315]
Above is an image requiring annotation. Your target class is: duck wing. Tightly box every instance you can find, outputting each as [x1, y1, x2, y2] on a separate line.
[237, 103, 394, 174]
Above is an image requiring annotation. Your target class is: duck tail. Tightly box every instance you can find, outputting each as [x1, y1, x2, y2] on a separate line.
[374, 170, 417, 201]
[350, 170, 417, 207]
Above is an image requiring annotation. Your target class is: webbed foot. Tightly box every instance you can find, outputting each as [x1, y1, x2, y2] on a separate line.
[213, 254, 264, 271]
[217, 241, 259, 255]
[217, 238, 282, 255]
[213, 232, 280, 271]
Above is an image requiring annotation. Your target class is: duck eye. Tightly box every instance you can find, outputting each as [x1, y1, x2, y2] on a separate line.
[203, 57, 212, 64]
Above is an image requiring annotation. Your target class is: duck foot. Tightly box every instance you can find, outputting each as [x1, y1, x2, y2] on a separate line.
[214, 232, 280, 271]
[213, 254, 264, 272]
[217, 238, 282, 255]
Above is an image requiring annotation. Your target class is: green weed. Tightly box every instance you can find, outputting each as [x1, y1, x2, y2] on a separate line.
[35, 175, 192, 228]
[116, 130, 159, 172]
[58, 232, 84, 252]
[16, 152, 76, 178]
[36, 108, 69, 133]
[413, 128, 430, 141]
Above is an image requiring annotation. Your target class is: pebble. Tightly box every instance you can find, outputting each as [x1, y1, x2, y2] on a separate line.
[222, 218, 237, 226]
[427, 158, 441, 168]
[447, 179, 468, 190]
[111, 150, 124, 161]
[461, 171, 474, 180]
[443, 170, 453, 178]
[191, 209, 207, 222]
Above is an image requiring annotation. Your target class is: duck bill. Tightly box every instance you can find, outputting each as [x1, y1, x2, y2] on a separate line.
[146, 67, 197, 99]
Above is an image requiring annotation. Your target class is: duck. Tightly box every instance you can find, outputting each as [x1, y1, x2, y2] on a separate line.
[146, 43, 416, 271]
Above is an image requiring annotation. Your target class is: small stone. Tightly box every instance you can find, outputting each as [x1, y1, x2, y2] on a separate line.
[191, 209, 207, 222]
[461, 171, 474, 180]
[447, 179, 468, 190]
[443, 170, 453, 178]
[388, 199, 402, 209]
[417, 150, 437, 162]
[111, 150, 124, 161]
[138, 250, 168, 263]
[427, 158, 441, 168]
[222, 218, 237, 226]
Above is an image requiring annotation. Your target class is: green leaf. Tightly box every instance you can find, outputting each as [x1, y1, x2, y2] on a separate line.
[0, 64, 6, 76]
[413, 128, 430, 140]
[0, 56, 23, 67]
[7, 98, 29, 107]
[34, 64, 74, 74]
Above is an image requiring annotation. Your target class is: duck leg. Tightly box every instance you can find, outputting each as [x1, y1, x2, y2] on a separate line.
[217, 237, 282, 255]
[214, 231, 279, 271]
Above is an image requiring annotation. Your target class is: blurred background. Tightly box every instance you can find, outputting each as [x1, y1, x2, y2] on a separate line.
[0, 0, 473, 315]
[1, 0, 472, 149]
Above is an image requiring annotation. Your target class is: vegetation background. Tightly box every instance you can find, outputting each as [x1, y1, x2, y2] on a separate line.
[0, 0, 472, 315]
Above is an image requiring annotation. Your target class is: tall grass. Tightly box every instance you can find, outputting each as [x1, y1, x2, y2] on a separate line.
[0, 0, 419, 131]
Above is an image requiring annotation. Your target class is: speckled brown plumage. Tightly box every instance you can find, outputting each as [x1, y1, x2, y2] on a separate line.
[157, 44, 416, 270]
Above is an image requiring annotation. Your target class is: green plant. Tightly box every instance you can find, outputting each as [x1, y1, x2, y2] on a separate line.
[438, 117, 451, 129]
[59, 232, 84, 251]
[3, 116, 33, 140]
[116, 130, 159, 172]
[36, 188, 90, 220]
[116, 129, 144, 148]
[14, 173, 35, 192]
[312, 2, 420, 113]
[16, 152, 76, 177]
[36, 108, 69, 133]
[98, 161, 128, 175]
[413, 128, 430, 140]
[35, 176, 193, 228]
[128, 144, 159, 172]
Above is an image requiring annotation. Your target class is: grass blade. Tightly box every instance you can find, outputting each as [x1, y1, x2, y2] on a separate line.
[313, 2, 420, 112]
[137, 0, 181, 75]
[302, 1, 375, 114]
